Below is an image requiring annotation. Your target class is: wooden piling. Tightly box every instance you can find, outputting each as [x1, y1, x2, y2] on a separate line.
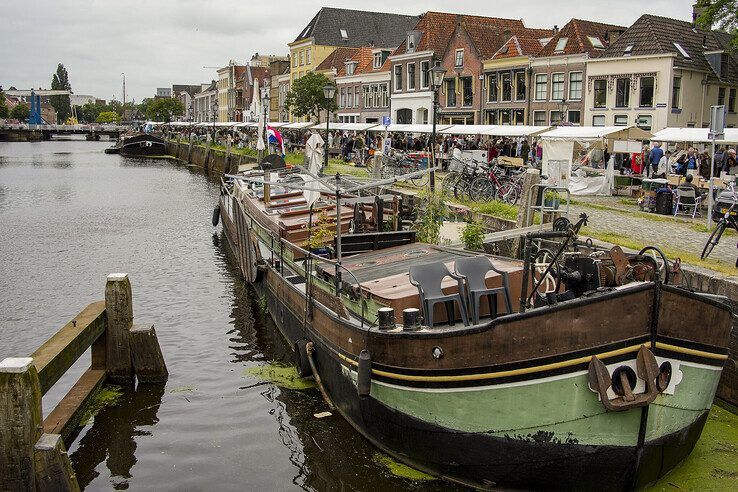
[130, 324, 169, 383]
[0, 357, 42, 491]
[33, 434, 80, 492]
[513, 169, 541, 256]
[104, 273, 134, 383]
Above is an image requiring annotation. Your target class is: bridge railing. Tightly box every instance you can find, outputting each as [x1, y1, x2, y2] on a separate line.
[0, 273, 167, 491]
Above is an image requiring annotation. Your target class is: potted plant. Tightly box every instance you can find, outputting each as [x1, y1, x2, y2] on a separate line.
[304, 211, 335, 257]
[544, 190, 561, 210]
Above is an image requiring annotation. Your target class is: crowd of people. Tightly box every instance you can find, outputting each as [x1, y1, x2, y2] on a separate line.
[638, 142, 738, 179]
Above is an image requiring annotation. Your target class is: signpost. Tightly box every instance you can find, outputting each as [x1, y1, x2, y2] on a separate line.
[707, 105, 726, 228]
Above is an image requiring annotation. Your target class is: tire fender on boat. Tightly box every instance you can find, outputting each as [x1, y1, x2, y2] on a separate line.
[212, 205, 220, 227]
[357, 349, 372, 398]
[294, 338, 312, 378]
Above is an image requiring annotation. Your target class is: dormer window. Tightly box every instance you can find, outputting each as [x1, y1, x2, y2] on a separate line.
[345, 61, 357, 76]
[554, 37, 568, 53]
[455, 49, 464, 68]
[673, 42, 690, 59]
[340, 29, 348, 40]
[406, 31, 421, 53]
[624, 45, 633, 56]
[373, 52, 382, 69]
[588, 36, 604, 49]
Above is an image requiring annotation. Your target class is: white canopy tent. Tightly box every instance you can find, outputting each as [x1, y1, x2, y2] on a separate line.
[281, 122, 315, 129]
[652, 127, 738, 144]
[310, 122, 379, 131]
[487, 125, 551, 137]
[367, 123, 451, 133]
[438, 124, 498, 135]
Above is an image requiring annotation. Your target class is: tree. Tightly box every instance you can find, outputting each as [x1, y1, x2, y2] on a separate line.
[284, 72, 337, 121]
[11, 103, 30, 122]
[50, 63, 72, 122]
[696, 0, 738, 50]
[96, 111, 121, 123]
[0, 89, 8, 119]
[145, 98, 184, 122]
[76, 102, 105, 123]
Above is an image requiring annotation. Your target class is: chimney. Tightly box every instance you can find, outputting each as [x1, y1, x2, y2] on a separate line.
[553, 25, 559, 35]
[606, 29, 622, 45]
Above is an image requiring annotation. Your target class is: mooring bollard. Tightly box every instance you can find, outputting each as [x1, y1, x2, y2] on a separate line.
[105, 273, 135, 384]
[34, 434, 80, 492]
[130, 324, 169, 383]
[377, 307, 395, 331]
[402, 308, 421, 331]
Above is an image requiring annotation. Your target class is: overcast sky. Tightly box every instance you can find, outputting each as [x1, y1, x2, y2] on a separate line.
[2, 0, 698, 103]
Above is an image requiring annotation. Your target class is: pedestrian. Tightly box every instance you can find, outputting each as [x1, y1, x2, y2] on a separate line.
[656, 150, 670, 178]
[521, 139, 530, 165]
[722, 149, 737, 174]
[714, 146, 725, 176]
[699, 151, 711, 179]
[649, 142, 664, 178]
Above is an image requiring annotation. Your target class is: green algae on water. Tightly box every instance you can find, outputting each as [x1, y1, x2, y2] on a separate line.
[78, 385, 124, 426]
[169, 385, 198, 394]
[245, 362, 317, 390]
[647, 404, 738, 491]
[373, 452, 435, 482]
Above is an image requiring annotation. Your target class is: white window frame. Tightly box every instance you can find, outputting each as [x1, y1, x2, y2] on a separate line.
[354, 87, 360, 108]
[550, 72, 564, 101]
[407, 62, 416, 91]
[549, 110, 562, 125]
[373, 52, 382, 69]
[533, 110, 547, 126]
[394, 65, 403, 92]
[592, 114, 606, 127]
[299, 50, 304, 66]
[554, 37, 568, 53]
[614, 114, 628, 126]
[455, 49, 464, 68]
[568, 71, 582, 101]
[672, 76, 681, 109]
[420, 60, 430, 89]
[306, 48, 311, 65]
[636, 114, 652, 130]
[567, 110, 581, 125]
[534, 74, 547, 101]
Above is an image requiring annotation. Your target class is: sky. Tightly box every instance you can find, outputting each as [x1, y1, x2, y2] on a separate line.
[1, 0, 699, 103]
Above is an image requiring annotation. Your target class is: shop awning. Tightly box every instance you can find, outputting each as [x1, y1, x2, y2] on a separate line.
[367, 123, 451, 133]
[281, 122, 315, 129]
[652, 127, 738, 144]
[538, 125, 653, 141]
[438, 125, 498, 135]
[310, 122, 379, 131]
[488, 125, 552, 137]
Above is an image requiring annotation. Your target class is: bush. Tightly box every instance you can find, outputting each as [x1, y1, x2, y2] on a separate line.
[415, 191, 447, 244]
[461, 220, 486, 251]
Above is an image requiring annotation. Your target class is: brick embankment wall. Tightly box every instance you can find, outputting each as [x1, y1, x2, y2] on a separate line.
[165, 141, 257, 174]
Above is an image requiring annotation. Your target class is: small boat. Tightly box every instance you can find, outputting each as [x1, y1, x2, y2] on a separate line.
[105, 132, 166, 157]
[215, 167, 732, 490]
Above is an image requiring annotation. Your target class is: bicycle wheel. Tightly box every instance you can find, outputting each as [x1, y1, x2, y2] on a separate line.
[441, 172, 461, 196]
[701, 220, 727, 259]
[496, 181, 522, 204]
[454, 178, 471, 201]
[469, 176, 495, 202]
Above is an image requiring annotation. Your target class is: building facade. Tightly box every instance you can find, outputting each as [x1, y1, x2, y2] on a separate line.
[193, 81, 217, 123]
[216, 61, 246, 122]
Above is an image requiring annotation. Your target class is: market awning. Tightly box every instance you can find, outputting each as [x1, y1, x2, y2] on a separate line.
[652, 127, 738, 144]
[310, 122, 379, 131]
[538, 125, 653, 141]
[438, 125, 498, 135]
[281, 122, 315, 129]
[488, 125, 551, 137]
[367, 123, 451, 133]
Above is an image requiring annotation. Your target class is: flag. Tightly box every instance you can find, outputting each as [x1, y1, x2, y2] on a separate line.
[267, 125, 285, 156]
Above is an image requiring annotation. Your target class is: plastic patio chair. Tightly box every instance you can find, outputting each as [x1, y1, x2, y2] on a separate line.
[454, 256, 513, 324]
[673, 187, 702, 218]
[409, 262, 469, 328]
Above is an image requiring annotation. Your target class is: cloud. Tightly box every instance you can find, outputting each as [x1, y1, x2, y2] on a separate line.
[0, 0, 697, 102]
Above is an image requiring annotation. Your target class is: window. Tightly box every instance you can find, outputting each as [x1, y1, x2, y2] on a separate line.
[624, 45, 633, 56]
[306, 49, 311, 65]
[445, 78, 456, 106]
[615, 78, 630, 108]
[340, 88, 346, 108]
[551, 73, 564, 100]
[486, 110, 498, 125]
[345, 62, 356, 76]
[588, 36, 605, 49]
[293, 54, 297, 67]
[534, 74, 547, 101]
[568, 110, 581, 125]
[594, 79, 607, 108]
[639, 77, 654, 107]
[462, 77, 473, 106]
[363, 86, 371, 108]
[394, 65, 402, 91]
[614, 115, 628, 126]
[554, 37, 568, 53]
[397, 108, 412, 124]
[340, 29, 348, 40]
[568, 72, 582, 100]
[515, 71, 526, 101]
[420, 61, 430, 89]
[455, 49, 464, 68]
[347, 88, 353, 108]
[730, 88, 736, 113]
[373, 52, 382, 69]
[533, 110, 547, 126]
[500, 109, 511, 125]
[592, 115, 605, 126]
[672, 76, 681, 109]
[673, 43, 690, 59]
[718, 87, 726, 106]
[636, 114, 652, 131]
[299, 50, 304, 66]
[380, 84, 389, 107]
[501, 72, 512, 101]
[550, 111, 562, 124]
[721, 53, 729, 78]
[407, 63, 416, 90]
[488, 74, 498, 102]
[513, 109, 525, 125]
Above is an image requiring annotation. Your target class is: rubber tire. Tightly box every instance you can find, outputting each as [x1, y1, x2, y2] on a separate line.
[212, 205, 220, 227]
[294, 339, 312, 378]
[701, 221, 726, 259]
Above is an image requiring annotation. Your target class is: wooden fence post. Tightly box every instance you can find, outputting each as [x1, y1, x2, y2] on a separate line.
[105, 273, 134, 384]
[513, 168, 541, 257]
[130, 324, 169, 383]
[34, 434, 80, 492]
[0, 357, 42, 491]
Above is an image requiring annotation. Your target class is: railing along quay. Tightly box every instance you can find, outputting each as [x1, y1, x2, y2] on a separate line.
[0, 273, 167, 491]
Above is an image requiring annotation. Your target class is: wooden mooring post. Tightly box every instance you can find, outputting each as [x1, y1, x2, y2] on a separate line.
[0, 273, 167, 491]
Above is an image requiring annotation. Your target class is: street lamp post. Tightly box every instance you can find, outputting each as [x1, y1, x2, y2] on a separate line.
[322, 84, 336, 172]
[211, 99, 219, 143]
[558, 98, 568, 126]
[430, 64, 447, 192]
[260, 89, 270, 161]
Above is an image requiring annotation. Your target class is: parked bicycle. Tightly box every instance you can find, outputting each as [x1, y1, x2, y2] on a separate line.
[701, 181, 738, 265]
[468, 161, 524, 204]
[380, 151, 429, 187]
[441, 158, 487, 200]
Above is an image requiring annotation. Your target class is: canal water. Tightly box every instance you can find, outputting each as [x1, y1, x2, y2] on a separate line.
[0, 139, 453, 491]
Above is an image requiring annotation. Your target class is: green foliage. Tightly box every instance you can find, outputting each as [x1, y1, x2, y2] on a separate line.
[10, 103, 29, 121]
[415, 191, 447, 244]
[79, 385, 124, 426]
[461, 219, 486, 250]
[146, 98, 184, 122]
[470, 200, 518, 221]
[0, 89, 8, 119]
[284, 72, 337, 121]
[50, 63, 72, 122]
[696, 1, 738, 50]
[304, 211, 335, 250]
[95, 111, 120, 123]
[244, 362, 317, 390]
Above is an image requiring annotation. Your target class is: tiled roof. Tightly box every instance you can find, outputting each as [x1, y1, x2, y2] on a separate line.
[315, 47, 361, 73]
[602, 14, 738, 84]
[537, 18, 625, 57]
[491, 35, 546, 59]
[294, 7, 419, 49]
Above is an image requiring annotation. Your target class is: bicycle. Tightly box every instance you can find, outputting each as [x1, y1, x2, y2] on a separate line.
[381, 151, 429, 187]
[701, 182, 738, 262]
[446, 159, 487, 200]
